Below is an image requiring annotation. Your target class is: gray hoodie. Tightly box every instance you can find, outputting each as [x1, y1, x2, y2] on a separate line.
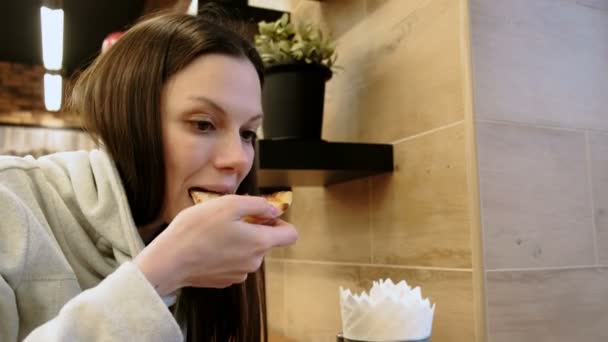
[0, 150, 182, 341]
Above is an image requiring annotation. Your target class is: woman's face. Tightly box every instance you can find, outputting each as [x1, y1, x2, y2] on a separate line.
[159, 54, 262, 223]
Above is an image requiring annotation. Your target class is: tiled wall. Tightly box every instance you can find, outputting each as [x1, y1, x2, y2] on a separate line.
[265, 1, 484, 341]
[470, 0, 608, 341]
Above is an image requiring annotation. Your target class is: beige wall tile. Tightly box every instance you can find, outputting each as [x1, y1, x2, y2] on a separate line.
[268, 245, 285, 259]
[365, 0, 387, 14]
[290, 1, 387, 39]
[280, 179, 372, 263]
[319, 0, 466, 143]
[470, 0, 608, 130]
[486, 267, 608, 342]
[282, 261, 474, 342]
[371, 123, 472, 268]
[363, 267, 475, 342]
[477, 122, 595, 269]
[283, 1, 478, 340]
[316, 1, 367, 40]
[266, 259, 286, 337]
[283, 262, 364, 342]
[269, 332, 298, 342]
[589, 132, 608, 264]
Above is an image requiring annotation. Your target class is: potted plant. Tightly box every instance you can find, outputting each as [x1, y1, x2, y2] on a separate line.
[255, 13, 337, 140]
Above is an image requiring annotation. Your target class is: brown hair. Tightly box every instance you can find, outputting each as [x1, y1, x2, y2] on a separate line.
[69, 10, 267, 342]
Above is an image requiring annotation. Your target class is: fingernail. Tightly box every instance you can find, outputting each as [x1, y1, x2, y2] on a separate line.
[270, 206, 279, 216]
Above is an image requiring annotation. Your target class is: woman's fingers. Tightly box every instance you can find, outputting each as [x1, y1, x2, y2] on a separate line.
[139, 195, 297, 292]
[250, 219, 298, 249]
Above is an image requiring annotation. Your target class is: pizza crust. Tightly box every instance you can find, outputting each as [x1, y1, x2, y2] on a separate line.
[189, 190, 293, 224]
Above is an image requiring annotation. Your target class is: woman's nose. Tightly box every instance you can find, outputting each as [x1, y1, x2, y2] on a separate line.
[213, 133, 251, 172]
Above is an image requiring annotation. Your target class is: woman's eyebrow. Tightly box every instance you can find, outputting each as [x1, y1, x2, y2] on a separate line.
[188, 95, 226, 116]
[247, 114, 263, 123]
[188, 95, 263, 123]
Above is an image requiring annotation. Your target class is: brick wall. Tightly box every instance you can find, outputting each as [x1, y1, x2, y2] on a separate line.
[0, 61, 46, 112]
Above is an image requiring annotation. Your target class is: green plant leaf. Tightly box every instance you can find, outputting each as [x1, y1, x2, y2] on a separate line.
[254, 13, 337, 69]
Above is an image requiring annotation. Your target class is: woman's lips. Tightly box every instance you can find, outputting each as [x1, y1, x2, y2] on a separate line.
[188, 186, 233, 195]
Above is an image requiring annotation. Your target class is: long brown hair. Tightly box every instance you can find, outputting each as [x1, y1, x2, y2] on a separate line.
[69, 10, 267, 342]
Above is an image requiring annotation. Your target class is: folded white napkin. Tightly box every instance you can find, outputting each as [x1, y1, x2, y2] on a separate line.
[339, 279, 435, 341]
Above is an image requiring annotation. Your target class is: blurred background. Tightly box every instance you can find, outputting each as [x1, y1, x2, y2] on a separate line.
[0, 0, 282, 156]
[1, 1, 607, 342]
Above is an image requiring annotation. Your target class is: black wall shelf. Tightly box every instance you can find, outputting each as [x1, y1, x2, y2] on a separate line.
[255, 139, 394, 188]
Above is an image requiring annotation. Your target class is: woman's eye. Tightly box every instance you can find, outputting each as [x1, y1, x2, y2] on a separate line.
[192, 120, 215, 132]
[241, 130, 257, 142]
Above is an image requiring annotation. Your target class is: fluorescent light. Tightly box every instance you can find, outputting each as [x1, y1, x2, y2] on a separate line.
[44, 73, 62, 111]
[40, 6, 64, 70]
[187, 0, 198, 16]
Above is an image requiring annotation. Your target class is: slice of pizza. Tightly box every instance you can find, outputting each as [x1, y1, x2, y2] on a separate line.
[189, 190, 222, 204]
[189, 190, 292, 224]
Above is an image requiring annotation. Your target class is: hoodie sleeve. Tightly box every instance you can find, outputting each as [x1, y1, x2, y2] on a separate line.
[0, 266, 185, 342]
[0, 275, 19, 341]
[22, 262, 183, 342]
[0, 181, 183, 342]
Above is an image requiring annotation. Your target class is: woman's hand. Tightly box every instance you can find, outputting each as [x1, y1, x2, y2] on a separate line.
[133, 195, 298, 296]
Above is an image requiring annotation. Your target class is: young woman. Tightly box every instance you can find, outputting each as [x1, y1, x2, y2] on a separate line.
[0, 11, 297, 342]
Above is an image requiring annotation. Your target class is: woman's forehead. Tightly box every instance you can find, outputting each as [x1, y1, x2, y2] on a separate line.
[162, 54, 262, 118]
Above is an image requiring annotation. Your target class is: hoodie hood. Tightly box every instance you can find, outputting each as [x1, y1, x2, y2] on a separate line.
[31, 149, 146, 289]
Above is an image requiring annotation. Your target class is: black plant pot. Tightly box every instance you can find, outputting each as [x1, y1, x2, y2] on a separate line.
[262, 63, 332, 140]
